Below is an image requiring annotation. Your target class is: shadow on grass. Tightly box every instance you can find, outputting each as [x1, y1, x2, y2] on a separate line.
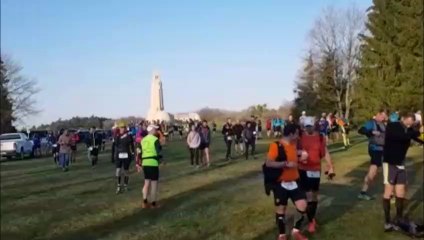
[45, 169, 261, 240]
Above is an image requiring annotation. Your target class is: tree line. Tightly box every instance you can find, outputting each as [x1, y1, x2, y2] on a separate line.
[292, 0, 423, 123]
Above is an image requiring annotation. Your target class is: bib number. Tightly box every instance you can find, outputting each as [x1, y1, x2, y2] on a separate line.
[119, 153, 129, 159]
[227, 136, 232, 141]
[281, 181, 298, 190]
[306, 171, 321, 178]
[88, 147, 93, 151]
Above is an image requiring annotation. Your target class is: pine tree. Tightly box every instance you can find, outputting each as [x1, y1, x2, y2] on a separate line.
[0, 58, 15, 133]
[355, 0, 423, 122]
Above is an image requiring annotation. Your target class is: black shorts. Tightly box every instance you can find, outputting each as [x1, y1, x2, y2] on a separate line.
[273, 181, 306, 206]
[299, 170, 321, 192]
[116, 157, 131, 170]
[143, 166, 159, 181]
[275, 126, 282, 132]
[199, 142, 210, 150]
[90, 147, 99, 156]
[383, 163, 407, 185]
[369, 149, 383, 167]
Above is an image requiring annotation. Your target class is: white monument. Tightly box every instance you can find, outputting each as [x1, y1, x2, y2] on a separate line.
[146, 72, 173, 123]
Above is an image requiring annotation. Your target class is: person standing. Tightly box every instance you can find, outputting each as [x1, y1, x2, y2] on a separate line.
[222, 118, 234, 160]
[57, 129, 72, 172]
[114, 120, 135, 194]
[212, 121, 217, 136]
[257, 119, 263, 139]
[70, 132, 78, 164]
[186, 125, 201, 167]
[299, 111, 307, 128]
[381, 112, 424, 231]
[265, 124, 309, 240]
[298, 117, 335, 234]
[87, 126, 100, 168]
[136, 125, 163, 209]
[232, 120, 244, 155]
[266, 118, 272, 138]
[199, 120, 212, 167]
[358, 110, 387, 200]
[242, 122, 256, 160]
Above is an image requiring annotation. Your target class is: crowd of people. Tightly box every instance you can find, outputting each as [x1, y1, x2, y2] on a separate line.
[35, 108, 424, 239]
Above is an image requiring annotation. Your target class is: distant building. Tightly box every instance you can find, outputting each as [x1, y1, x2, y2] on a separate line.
[174, 112, 201, 122]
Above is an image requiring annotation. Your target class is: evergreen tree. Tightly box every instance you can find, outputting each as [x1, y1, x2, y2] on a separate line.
[356, 0, 423, 122]
[0, 58, 15, 133]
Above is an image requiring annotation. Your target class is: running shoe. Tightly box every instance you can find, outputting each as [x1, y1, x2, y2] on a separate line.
[291, 229, 308, 240]
[308, 219, 317, 233]
[357, 193, 374, 200]
[116, 186, 121, 194]
[384, 223, 399, 232]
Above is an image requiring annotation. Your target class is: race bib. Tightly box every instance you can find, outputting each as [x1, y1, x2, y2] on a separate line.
[88, 147, 93, 151]
[281, 181, 298, 190]
[227, 136, 232, 141]
[253, 131, 257, 135]
[118, 153, 129, 159]
[307, 171, 321, 178]
[396, 165, 405, 170]
[52, 144, 57, 147]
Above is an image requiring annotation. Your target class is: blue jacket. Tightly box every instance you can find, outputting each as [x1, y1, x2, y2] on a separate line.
[358, 120, 385, 151]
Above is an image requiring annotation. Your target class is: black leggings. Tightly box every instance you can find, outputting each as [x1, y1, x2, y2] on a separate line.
[189, 148, 199, 165]
[245, 140, 256, 159]
[225, 140, 232, 158]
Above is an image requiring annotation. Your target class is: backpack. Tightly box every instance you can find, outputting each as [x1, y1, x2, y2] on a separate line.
[262, 141, 287, 196]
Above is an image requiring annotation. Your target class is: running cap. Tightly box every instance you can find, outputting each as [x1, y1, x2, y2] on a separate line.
[303, 117, 315, 127]
[147, 125, 159, 132]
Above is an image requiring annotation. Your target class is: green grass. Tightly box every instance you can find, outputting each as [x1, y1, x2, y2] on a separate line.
[1, 135, 422, 240]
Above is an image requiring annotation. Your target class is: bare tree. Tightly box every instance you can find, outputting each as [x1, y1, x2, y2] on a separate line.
[2, 55, 40, 123]
[308, 4, 365, 119]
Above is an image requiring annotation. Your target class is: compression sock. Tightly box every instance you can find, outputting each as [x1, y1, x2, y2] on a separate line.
[395, 197, 404, 222]
[294, 210, 307, 230]
[307, 201, 318, 222]
[275, 213, 286, 235]
[383, 198, 391, 224]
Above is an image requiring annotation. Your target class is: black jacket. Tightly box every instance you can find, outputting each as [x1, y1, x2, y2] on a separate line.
[383, 122, 423, 165]
[114, 133, 134, 160]
[232, 124, 244, 137]
[222, 123, 234, 136]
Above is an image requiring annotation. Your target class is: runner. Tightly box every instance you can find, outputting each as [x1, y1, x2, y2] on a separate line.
[222, 118, 234, 160]
[199, 120, 212, 167]
[257, 119, 263, 139]
[265, 124, 309, 240]
[87, 126, 100, 168]
[266, 118, 272, 138]
[136, 125, 163, 209]
[357, 110, 387, 200]
[233, 120, 244, 155]
[114, 120, 135, 194]
[187, 125, 201, 168]
[318, 113, 330, 144]
[336, 115, 350, 149]
[382, 112, 424, 232]
[57, 129, 72, 172]
[298, 117, 335, 234]
[242, 121, 256, 160]
[299, 111, 307, 128]
[212, 121, 217, 135]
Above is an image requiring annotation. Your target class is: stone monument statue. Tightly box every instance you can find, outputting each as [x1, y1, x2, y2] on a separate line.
[146, 72, 173, 123]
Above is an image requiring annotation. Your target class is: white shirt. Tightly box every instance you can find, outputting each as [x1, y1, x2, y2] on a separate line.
[415, 113, 422, 124]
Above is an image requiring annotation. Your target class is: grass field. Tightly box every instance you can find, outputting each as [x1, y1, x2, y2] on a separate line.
[1, 135, 423, 240]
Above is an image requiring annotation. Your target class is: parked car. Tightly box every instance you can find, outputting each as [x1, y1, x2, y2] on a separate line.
[0, 133, 34, 160]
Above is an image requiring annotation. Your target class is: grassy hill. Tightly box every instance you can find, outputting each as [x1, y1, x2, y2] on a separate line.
[1, 135, 422, 240]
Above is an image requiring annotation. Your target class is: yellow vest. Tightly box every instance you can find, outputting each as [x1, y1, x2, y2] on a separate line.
[141, 134, 159, 167]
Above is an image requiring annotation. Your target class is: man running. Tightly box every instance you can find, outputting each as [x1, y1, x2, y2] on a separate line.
[114, 120, 135, 194]
[222, 118, 234, 160]
[382, 112, 424, 231]
[242, 121, 256, 160]
[265, 124, 309, 240]
[136, 125, 163, 208]
[358, 110, 387, 200]
[298, 117, 335, 234]
[233, 120, 244, 155]
[87, 126, 100, 168]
